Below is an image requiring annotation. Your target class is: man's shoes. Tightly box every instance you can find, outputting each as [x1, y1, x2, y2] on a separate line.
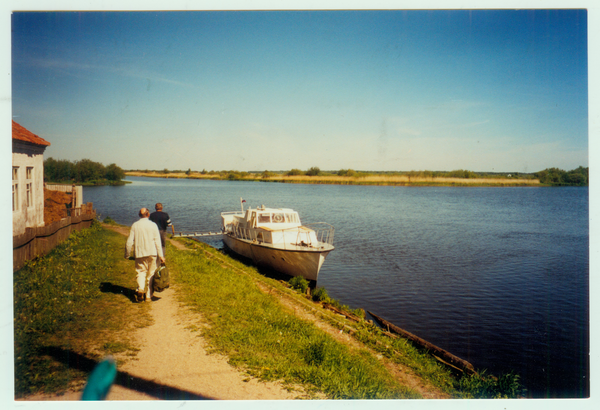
[136, 291, 145, 303]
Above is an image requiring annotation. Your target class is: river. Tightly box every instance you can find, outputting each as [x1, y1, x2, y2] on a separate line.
[84, 176, 589, 398]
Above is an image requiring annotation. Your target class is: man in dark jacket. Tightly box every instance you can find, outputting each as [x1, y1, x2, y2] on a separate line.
[149, 203, 174, 260]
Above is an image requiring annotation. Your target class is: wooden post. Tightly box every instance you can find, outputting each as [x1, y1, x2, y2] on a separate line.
[368, 311, 476, 375]
[71, 184, 76, 209]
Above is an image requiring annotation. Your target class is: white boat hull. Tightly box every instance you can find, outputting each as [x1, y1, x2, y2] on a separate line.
[223, 234, 333, 281]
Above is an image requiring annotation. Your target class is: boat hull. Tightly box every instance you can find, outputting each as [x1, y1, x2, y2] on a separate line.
[223, 234, 332, 281]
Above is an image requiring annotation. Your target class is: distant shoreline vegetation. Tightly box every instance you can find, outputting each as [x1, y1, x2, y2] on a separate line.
[44, 158, 128, 186]
[125, 166, 587, 187]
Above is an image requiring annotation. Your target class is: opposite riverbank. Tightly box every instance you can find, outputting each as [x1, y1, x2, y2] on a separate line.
[14, 221, 522, 400]
[126, 170, 541, 187]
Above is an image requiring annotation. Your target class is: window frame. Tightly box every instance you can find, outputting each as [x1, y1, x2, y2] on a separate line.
[26, 182, 33, 208]
[12, 167, 19, 211]
[25, 167, 33, 208]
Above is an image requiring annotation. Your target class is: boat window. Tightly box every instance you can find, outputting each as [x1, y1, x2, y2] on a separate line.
[258, 213, 271, 223]
[286, 213, 299, 223]
[272, 213, 285, 223]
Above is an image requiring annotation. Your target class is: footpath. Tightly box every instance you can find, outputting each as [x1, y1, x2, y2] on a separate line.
[22, 225, 296, 401]
[21, 223, 449, 401]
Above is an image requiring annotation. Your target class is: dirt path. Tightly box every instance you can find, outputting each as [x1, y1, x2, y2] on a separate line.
[24, 224, 446, 400]
[110, 284, 297, 400]
[24, 225, 297, 401]
[104, 224, 297, 400]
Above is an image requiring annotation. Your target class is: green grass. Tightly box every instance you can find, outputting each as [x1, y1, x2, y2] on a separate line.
[13, 223, 522, 399]
[455, 370, 523, 398]
[168, 239, 523, 399]
[13, 221, 152, 397]
[168, 242, 419, 399]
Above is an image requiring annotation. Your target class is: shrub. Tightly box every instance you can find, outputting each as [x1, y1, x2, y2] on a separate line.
[103, 216, 117, 225]
[306, 167, 321, 176]
[286, 168, 304, 176]
[289, 277, 309, 294]
[312, 287, 330, 302]
[536, 166, 589, 186]
[445, 169, 477, 179]
[337, 169, 356, 177]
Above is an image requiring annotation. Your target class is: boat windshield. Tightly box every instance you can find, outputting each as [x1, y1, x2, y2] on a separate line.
[272, 213, 285, 223]
[256, 211, 301, 226]
[286, 213, 299, 223]
[258, 213, 271, 223]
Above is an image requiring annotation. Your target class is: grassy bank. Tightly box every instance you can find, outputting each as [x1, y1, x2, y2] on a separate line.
[13, 222, 152, 397]
[125, 170, 539, 187]
[14, 223, 522, 399]
[169, 240, 419, 399]
[168, 237, 522, 399]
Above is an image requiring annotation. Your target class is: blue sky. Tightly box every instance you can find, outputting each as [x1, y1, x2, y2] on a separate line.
[9, 5, 590, 173]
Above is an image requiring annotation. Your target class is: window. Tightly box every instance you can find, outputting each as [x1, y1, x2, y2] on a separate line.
[258, 213, 271, 223]
[272, 213, 285, 223]
[12, 167, 19, 211]
[26, 167, 33, 207]
[286, 213, 299, 223]
[26, 183, 33, 207]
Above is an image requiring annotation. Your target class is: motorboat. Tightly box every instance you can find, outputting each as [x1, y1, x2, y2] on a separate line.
[221, 201, 334, 282]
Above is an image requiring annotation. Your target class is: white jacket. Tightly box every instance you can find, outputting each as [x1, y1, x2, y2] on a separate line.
[125, 217, 164, 259]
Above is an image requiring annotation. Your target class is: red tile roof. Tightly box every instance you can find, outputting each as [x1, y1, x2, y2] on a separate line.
[12, 120, 51, 146]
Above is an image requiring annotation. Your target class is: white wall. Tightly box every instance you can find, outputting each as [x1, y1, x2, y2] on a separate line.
[12, 140, 47, 236]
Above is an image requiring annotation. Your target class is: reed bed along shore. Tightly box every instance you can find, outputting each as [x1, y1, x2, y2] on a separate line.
[265, 174, 539, 186]
[126, 171, 540, 187]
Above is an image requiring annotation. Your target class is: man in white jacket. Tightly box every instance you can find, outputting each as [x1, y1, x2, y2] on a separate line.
[125, 208, 165, 302]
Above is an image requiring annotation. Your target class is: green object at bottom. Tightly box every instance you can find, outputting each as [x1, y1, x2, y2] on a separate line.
[81, 357, 117, 400]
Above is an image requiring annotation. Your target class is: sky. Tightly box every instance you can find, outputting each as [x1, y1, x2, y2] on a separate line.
[7, 3, 591, 173]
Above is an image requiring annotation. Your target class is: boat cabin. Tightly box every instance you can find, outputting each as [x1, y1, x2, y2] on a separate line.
[222, 206, 318, 247]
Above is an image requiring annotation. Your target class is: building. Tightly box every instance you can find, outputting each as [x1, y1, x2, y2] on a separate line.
[12, 121, 51, 236]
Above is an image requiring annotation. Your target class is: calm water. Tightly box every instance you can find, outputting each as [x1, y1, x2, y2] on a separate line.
[85, 177, 589, 398]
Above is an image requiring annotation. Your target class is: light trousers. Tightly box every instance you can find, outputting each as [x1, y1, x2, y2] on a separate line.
[135, 255, 157, 297]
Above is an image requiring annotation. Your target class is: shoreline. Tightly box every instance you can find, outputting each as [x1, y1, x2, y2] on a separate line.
[125, 171, 542, 187]
[14, 221, 525, 400]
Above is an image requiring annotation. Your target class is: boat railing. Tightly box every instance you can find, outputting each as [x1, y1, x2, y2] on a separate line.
[302, 222, 335, 247]
[229, 223, 334, 249]
[221, 211, 244, 216]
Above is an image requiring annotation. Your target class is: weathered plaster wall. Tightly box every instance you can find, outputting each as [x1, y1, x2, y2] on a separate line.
[12, 140, 46, 236]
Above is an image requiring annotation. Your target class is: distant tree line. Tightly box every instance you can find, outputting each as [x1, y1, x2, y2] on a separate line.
[44, 158, 126, 184]
[129, 166, 589, 187]
[535, 166, 588, 186]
